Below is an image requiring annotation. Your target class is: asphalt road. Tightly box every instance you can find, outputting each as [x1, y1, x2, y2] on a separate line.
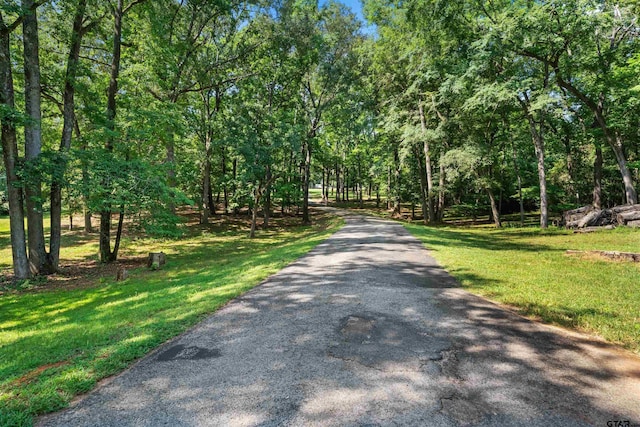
[39, 212, 640, 426]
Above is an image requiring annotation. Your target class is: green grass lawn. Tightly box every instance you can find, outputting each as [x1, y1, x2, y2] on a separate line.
[0, 213, 343, 427]
[308, 188, 323, 199]
[0, 216, 110, 273]
[404, 223, 640, 353]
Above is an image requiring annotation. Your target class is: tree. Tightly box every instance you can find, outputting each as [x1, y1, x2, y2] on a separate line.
[48, 0, 93, 269]
[504, 1, 638, 205]
[0, 4, 30, 278]
[294, 1, 360, 224]
[99, 0, 147, 263]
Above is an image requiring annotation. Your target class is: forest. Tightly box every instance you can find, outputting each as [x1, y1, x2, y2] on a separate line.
[1, 0, 640, 279]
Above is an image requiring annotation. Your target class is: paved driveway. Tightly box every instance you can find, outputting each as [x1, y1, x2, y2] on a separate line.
[39, 213, 640, 426]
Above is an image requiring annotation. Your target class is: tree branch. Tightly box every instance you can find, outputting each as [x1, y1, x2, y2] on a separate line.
[3, 0, 49, 34]
[123, 0, 147, 15]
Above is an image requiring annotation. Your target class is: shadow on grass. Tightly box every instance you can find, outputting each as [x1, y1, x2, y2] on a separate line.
[510, 302, 620, 331]
[0, 215, 341, 425]
[404, 223, 557, 253]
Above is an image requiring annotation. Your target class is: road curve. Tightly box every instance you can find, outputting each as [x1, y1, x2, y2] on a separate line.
[39, 212, 640, 427]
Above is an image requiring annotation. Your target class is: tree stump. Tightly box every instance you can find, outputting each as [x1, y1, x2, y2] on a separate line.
[147, 252, 166, 270]
[116, 267, 128, 281]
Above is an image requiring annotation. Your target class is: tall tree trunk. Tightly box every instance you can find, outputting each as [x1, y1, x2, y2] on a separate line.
[415, 147, 429, 224]
[84, 207, 92, 232]
[208, 184, 215, 215]
[487, 188, 502, 228]
[68, 202, 73, 231]
[302, 137, 312, 224]
[22, 0, 49, 274]
[222, 145, 228, 214]
[250, 189, 261, 238]
[357, 157, 363, 209]
[321, 167, 326, 202]
[76, 114, 92, 234]
[563, 132, 578, 205]
[512, 143, 525, 227]
[49, 0, 88, 268]
[555, 76, 638, 204]
[418, 102, 435, 222]
[393, 146, 401, 216]
[609, 132, 637, 205]
[521, 99, 548, 228]
[81, 133, 92, 234]
[109, 207, 125, 262]
[324, 168, 330, 205]
[593, 145, 603, 209]
[0, 18, 30, 278]
[335, 162, 340, 202]
[232, 158, 238, 214]
[532, 124, 548, 228]
[342, 166, 346, 202]
[345, 168, 349, 202]
[98, 183, 113, 263]
[201, 131, 212, 224]
[437, 152, 446, 222]
[207, 88, 221, 216]
[166, 134, 176, 212]
[100, 0, 123, 263]
[387, 166, 391, 210]
[283, 151, 291, 213]
[264, 165, 271, 228]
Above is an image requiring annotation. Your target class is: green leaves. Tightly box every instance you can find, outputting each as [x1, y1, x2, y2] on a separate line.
[79, 149, 190, 237]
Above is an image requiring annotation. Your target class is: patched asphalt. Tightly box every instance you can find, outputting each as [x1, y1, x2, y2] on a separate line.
[38, 211, 640, 426]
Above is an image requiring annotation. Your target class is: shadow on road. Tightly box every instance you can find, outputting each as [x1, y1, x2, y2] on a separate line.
[39, 213, 640, 427]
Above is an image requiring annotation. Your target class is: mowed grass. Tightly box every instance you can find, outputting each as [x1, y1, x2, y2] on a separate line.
[0, 218, 102, 273]
[0, 213, 343, 426]
[404, 223, 640, 352]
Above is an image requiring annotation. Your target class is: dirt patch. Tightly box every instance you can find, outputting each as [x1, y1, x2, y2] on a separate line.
[565, 250, 640, 263]
[10, 360, 70, 387]
[0, 257, 147, 296]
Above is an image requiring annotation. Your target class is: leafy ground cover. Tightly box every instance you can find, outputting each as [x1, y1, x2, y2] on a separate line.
[0, 211, 343, 426]
[404, 223, 640, 353]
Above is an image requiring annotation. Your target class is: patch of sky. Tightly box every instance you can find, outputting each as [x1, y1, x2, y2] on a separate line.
[320, 0, 377, 36]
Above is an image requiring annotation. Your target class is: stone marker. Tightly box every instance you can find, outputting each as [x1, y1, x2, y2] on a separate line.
[116, 267, 128, 281]
[147, 252, 166, 270]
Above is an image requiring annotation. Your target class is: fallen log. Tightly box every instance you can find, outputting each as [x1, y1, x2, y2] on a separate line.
[572, 225, 615, 233]
[594, 212, 612, 226]
[565, 250, 640, 262]
[565, 205, 592, 215]
[563, 203, 640, 228]
[617, 211, 640, 226]
[577, 210, 603, 228]
[563, 205, 593, 225]
[611, 204, 640, 214]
